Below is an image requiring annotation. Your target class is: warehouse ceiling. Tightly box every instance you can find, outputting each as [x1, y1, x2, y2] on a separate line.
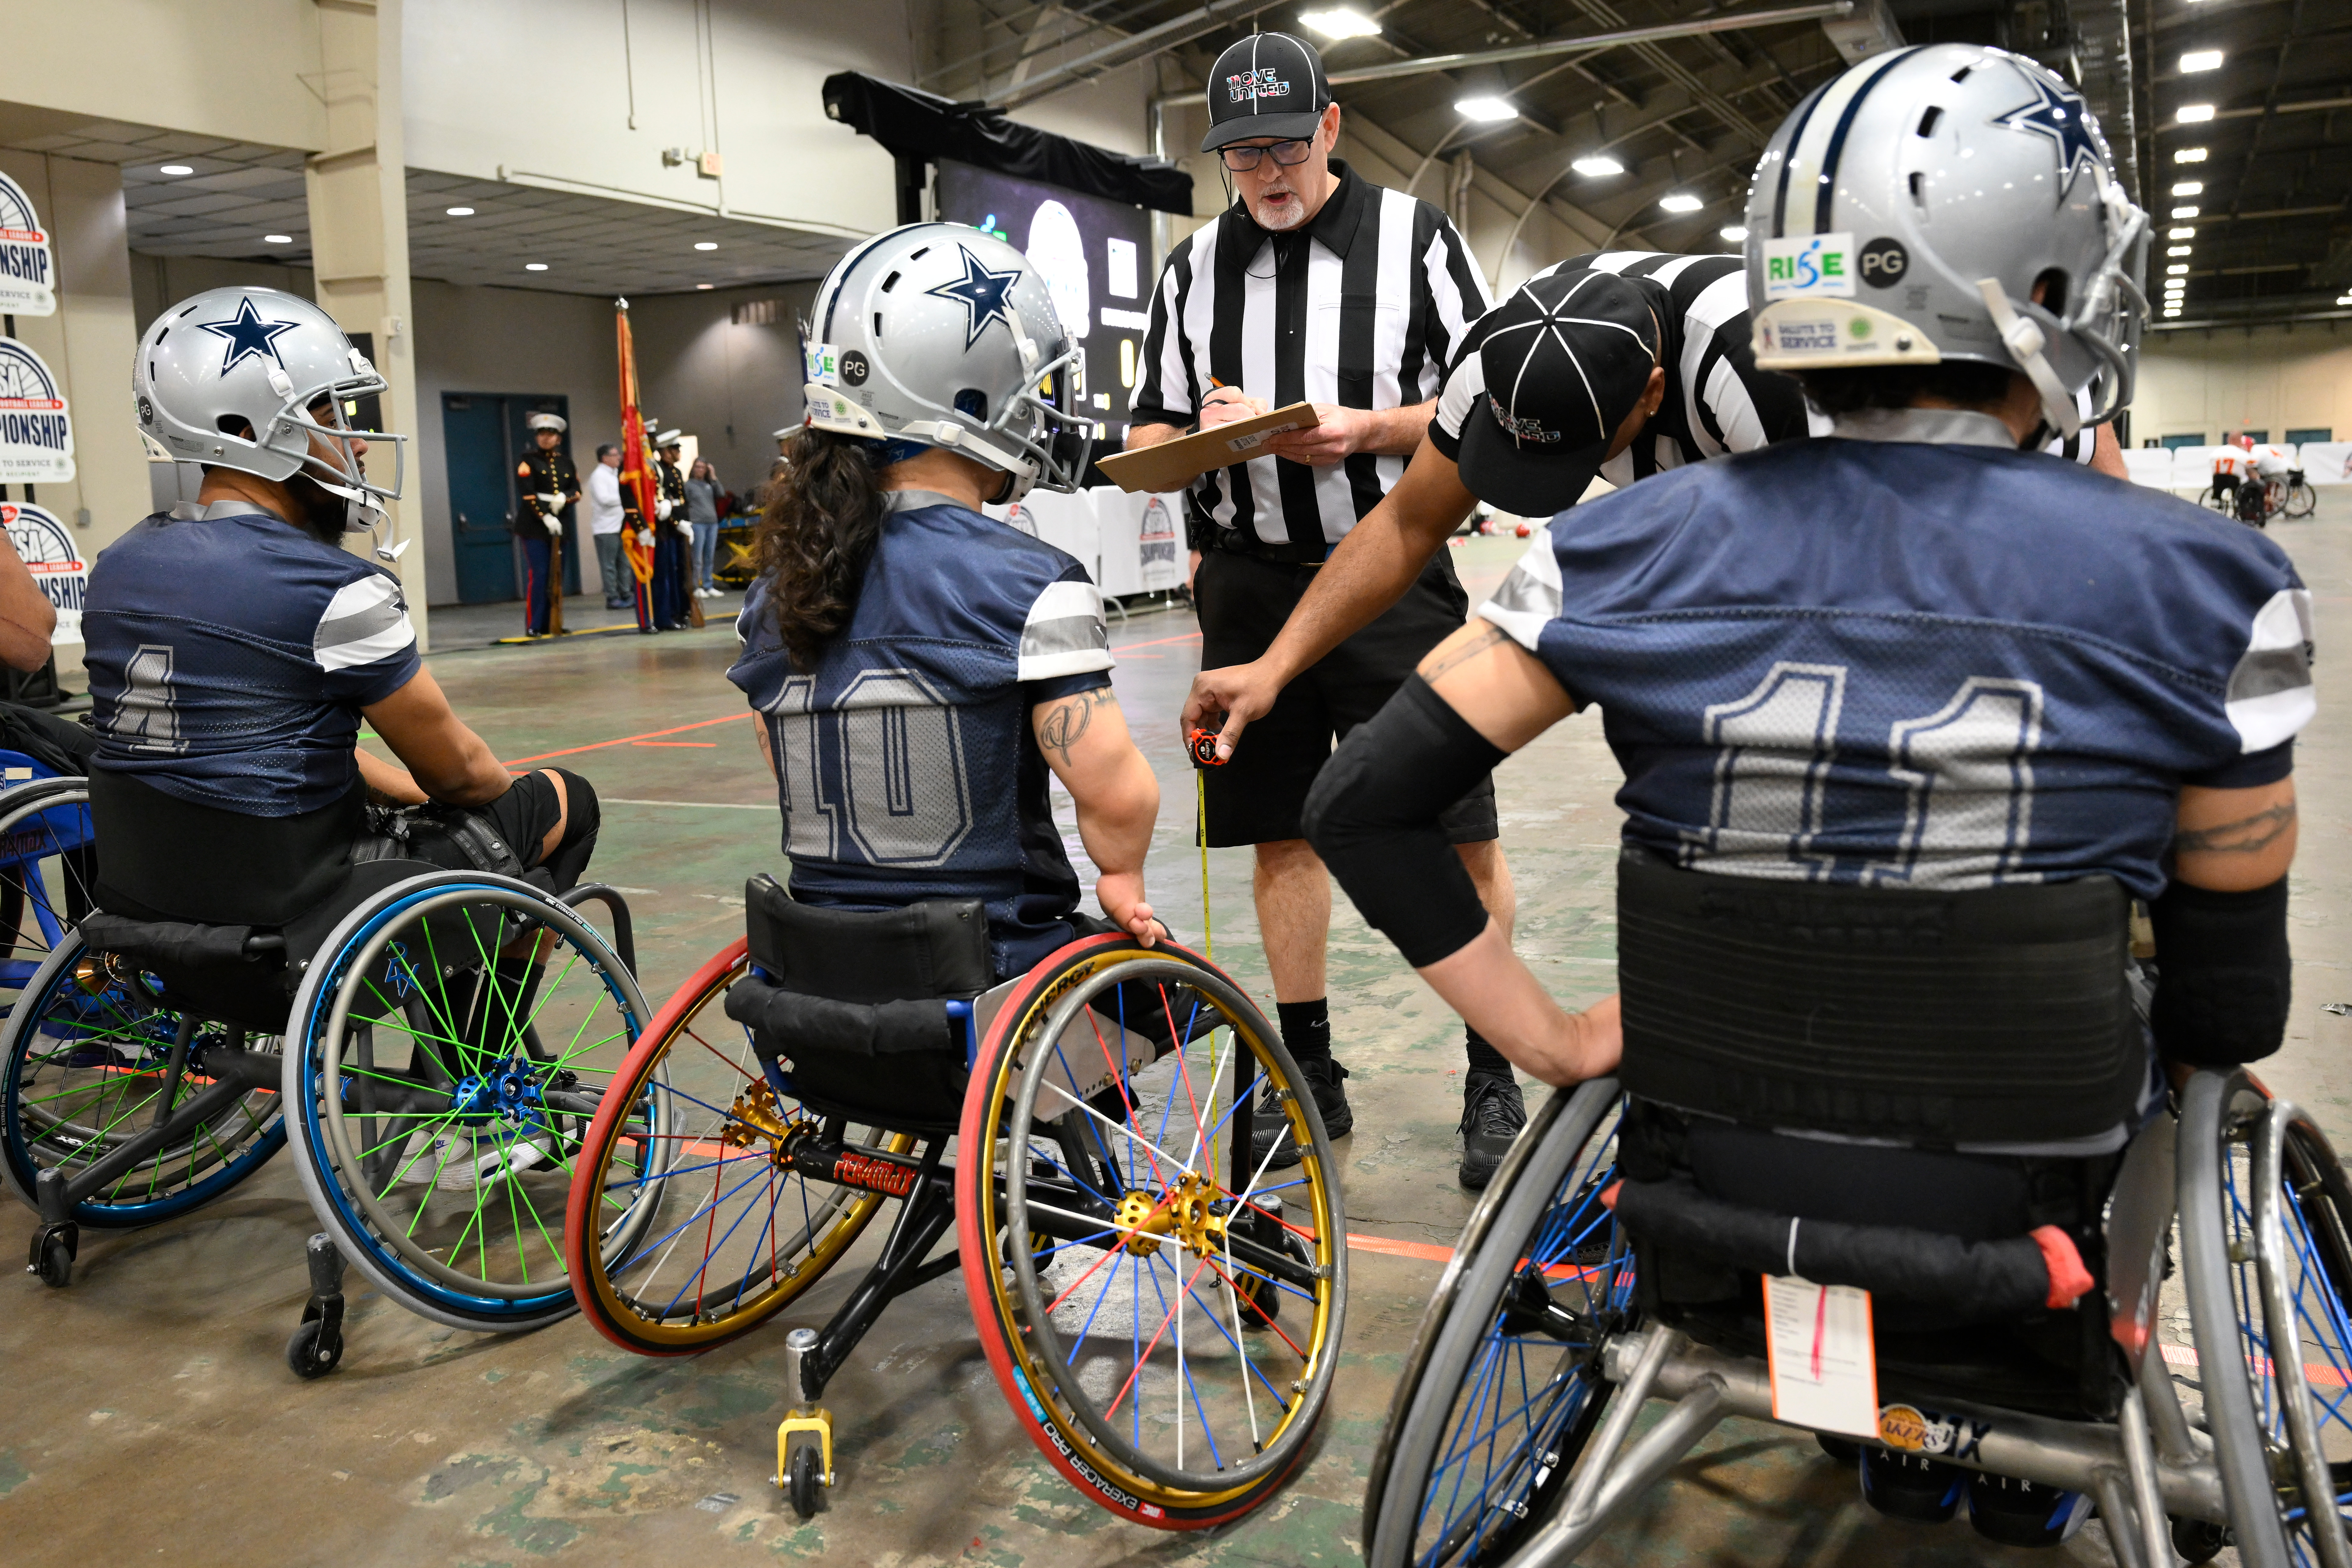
[921, 0, 2350, 328]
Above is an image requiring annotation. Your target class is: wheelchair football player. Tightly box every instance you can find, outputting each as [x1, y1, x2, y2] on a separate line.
[563, 224, 1345, 1528]
[1324, 43, 2350, 1567]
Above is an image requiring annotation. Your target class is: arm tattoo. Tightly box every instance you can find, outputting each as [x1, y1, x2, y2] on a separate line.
[1420, 623, 1511, 683]
[1038, 687, 1118, 769]
[2176, 800, 2297, 856]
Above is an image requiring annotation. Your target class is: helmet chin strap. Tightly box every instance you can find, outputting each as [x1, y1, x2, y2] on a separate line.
[1974, 279, 2081, 441]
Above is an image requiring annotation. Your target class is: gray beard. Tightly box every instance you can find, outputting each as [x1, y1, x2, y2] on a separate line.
[1251, 190, 1308, 231]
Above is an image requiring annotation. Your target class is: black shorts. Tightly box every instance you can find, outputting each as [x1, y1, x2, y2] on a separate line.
[1195, 547, 1499, 849]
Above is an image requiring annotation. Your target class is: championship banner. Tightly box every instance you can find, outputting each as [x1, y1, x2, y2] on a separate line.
[2, 502, 86, 645]
[0, 337, 72, 484]
[613, 299, 655, 590]
[0, 173, 55, 318]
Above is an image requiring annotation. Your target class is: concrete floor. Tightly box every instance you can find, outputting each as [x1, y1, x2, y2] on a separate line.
[5, 502, 2350, 1566]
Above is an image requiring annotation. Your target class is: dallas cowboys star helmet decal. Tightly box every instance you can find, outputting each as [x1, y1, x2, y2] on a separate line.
[195, 297, 302, 376]
[1992, 63, 2106, 204]
[925, 245, 1024, 351]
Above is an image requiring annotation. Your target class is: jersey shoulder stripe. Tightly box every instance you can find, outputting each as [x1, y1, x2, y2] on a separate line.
[314, 570, 415, 673]
[1018, 575, 1113, 681]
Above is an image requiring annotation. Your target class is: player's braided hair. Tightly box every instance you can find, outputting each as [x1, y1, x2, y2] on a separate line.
[754, 429, 887, 671]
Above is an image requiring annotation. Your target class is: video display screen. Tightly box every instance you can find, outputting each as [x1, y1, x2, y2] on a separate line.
[935, 160, 1153, 453]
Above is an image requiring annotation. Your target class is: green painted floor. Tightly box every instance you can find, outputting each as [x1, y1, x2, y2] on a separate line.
[6, 510, 2351, 1565]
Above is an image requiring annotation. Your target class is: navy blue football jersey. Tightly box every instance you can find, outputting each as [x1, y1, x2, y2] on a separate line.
[727, 490, 1114, 980]
[82, 502, 420, 816]
[1479, 408, 2312, 900]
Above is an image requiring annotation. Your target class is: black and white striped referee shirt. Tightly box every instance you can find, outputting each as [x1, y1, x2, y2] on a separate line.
[1432, 250, 2100, 486]
[1133, 160, 1492, 553]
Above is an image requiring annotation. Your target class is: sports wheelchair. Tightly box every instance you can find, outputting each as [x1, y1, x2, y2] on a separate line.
[563, 875, 1346, 1527]
[1, 771, 667, 1374]
[1366, 855, 2352, 1568]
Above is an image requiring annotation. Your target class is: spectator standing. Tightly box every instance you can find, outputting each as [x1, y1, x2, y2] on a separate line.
[585, 443, 634, 609]
[686, 457, 722, 596]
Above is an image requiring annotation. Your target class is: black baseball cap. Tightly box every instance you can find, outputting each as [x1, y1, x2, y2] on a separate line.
[1201, 33, 1332, 152]
[1454, 270, 1661, 517]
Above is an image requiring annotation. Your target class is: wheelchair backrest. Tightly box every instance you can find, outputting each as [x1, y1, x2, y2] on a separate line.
[1615, 850, 2139, 1148]
[743, 874, 990, 1004]
[89, 768, 365, 928]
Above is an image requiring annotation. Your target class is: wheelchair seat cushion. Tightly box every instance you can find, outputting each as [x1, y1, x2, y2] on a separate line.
[1616, 850, 2143, 1147]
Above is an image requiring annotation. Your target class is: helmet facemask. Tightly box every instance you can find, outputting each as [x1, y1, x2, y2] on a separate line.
[272, 357, 408, 558]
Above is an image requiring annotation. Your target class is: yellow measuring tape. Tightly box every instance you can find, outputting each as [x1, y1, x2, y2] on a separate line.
[1195, 769, 1213, 961]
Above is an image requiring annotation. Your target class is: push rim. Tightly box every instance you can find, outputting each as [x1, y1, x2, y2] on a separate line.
[291, 877, 652, 1318]
[565, 941, 911, 1352]
[0, 931, 282, 1225]
[966, 938, 1344, 1515]
[0, 780, 97, 1000]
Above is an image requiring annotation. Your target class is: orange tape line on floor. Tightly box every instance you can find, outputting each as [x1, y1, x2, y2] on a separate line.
[2160, 1338, 2351, 1389]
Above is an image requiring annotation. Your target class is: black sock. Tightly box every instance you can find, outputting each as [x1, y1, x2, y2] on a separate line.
[1464, 1028, 1512, 1079]
[1276, 998, 1331, 1064]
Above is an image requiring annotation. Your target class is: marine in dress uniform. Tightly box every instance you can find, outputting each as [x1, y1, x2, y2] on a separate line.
[515, 412, 579, 637]
[650, 430, 692, 631]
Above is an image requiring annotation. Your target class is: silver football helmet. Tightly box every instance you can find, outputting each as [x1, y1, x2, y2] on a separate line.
[1744, 44, 2149, 438]
[133, 286, 407, 547]
[801, 224, 1092, 500]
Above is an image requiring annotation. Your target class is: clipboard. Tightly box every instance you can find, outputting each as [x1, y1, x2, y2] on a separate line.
[1096, 403, 1321, 494]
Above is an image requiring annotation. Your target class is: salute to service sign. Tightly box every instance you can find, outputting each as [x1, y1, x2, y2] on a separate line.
[1, 503, 85, 644]
[0, 173, 55, 318]
[0, 338, 73, 485]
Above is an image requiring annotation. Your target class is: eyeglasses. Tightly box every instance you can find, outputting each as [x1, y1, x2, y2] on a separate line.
[1218, 139, 1315, 173]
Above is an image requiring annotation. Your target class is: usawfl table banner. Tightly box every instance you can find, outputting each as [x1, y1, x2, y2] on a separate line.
[0, 173, 55, 318]
[1, 503, 85, 644]
[0, 338, 73, 484]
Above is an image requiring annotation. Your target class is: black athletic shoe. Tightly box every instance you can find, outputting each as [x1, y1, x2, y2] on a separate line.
[1860, 1447, 1966, 1524]
[1457, 1072, 1527, 1190]
[1248, 1057, 1351, 1170]
[1966, 1472, 2090, 1546]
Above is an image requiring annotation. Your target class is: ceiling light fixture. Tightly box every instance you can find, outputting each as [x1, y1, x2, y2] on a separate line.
[2168, 245, 2192, 257]
[158, 164, 193, 177]
[2179, 50, 2223, 73]
[2175, 146, 2209, 163]
[445, 206, 475, 216]
[694, 241, 719, 251]
[2177, 104, 2215, 123]
[1720, 225, 1748, 242]
[2166, 263, 2190, 275]
[696, 283, 715, 290]
[1571, 154, 1624, 177]
[2171, 181, 2203, 196]
[1299, 7, 1382, 40]
[525, 262, 548, 272]
[2171, 205, 2200, 218]
[1455, 97, 1517, 122]
[1659, 193, 1704, 213]
[263, 234, 293, 244]
[2169, 226, 2196, 239]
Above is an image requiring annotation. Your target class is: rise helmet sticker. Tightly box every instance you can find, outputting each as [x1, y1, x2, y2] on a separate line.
[1762, 232, 1856, 300]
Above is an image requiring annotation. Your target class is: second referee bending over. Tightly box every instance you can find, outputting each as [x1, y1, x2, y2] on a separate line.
[1129, 31, 1513, 1184]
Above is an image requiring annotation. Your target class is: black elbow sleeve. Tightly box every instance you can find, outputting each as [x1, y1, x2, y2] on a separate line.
[1304, 675, 1506, 968]
[2147, 876, 2291, 1068]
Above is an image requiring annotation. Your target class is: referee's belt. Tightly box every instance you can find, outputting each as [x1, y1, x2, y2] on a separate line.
[1209, 528, 1330, 567]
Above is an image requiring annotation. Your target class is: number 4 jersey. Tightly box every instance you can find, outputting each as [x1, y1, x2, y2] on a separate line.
[727, 489, 1115, 979]
[1478, 407, 2313, 898]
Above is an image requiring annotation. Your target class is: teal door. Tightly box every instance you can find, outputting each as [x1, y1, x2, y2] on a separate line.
[442, 393, 581, 604]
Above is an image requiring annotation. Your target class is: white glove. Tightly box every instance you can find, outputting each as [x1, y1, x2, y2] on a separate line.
[655, 497, 675, 522]
[635, 528, 655, 547]
[542, 514, 561, 537]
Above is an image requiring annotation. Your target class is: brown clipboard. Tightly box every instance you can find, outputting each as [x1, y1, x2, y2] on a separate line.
[1097, 403, 1321, 494]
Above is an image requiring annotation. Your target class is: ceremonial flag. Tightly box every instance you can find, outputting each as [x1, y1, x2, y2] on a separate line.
[615, 299, 656, 596]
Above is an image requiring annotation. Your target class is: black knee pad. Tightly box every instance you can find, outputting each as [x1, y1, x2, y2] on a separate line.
[542, 768, 600, 892]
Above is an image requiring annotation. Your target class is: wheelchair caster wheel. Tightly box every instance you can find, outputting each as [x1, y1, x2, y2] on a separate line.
[287, 1318, 344, 1379]
[2172, 1516, 2230, 1565]
[1816, 1433, 1862, 1467]
[29, 1221, 76, 1288]
[786, 1445, 824, 1520]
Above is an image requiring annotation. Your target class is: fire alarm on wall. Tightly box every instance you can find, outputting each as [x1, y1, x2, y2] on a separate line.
[697, 151, 724, 178]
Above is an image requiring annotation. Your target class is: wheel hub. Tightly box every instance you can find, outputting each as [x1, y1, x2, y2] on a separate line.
[448, 1058, 549, 1133]
[1115, 1171, 1228, 1258]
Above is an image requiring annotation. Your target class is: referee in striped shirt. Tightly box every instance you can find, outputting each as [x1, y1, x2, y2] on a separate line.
[1129, 30, 1513, 1184]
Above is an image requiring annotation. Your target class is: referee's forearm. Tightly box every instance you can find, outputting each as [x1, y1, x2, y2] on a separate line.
[1126, 421, 1186, 451]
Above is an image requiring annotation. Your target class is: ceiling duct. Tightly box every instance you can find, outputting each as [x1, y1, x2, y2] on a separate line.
[1821, 0, 1906, 62]
[2069, 0, 2141, 204]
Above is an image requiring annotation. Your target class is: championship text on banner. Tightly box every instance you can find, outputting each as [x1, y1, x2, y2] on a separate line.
[0, 338, 73, 484]
[1, 503, 86, 645]
[0, 173, 56, 318]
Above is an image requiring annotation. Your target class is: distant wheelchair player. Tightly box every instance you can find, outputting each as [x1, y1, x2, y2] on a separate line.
[3, 288, 648, 1361]
[563, 226, 1346, 1529]
[1315, 45, 2346, 1566]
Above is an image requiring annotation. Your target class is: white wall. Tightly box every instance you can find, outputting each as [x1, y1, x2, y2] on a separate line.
[0, 0, 326, 153]
[2135, 320, 2351, 445]
[632, 281, 816, 495]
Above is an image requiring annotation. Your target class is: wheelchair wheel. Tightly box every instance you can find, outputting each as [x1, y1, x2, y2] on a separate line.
[959, 935, 1346, 1530]
[563, 938, 909, 1354]
[0, 930, 283, 1227]
[2285, 481, 2318, 519]
[0, 779, 96, 1001]
[2181, 1071, 2352, 1568]
[283, 872, 653, 1332]
[1361, 1077, 1628, 1568]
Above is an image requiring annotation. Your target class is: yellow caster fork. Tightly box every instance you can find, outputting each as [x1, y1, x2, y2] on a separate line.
[775, 1326, 835, 1520]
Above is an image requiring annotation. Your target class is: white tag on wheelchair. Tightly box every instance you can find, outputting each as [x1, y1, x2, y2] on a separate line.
[1762, 1274, 1879, 1437]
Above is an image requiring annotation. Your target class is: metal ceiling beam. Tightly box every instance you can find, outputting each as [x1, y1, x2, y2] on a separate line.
[1324, 3, 1852, 86]
[986, 0, 1262, 111]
